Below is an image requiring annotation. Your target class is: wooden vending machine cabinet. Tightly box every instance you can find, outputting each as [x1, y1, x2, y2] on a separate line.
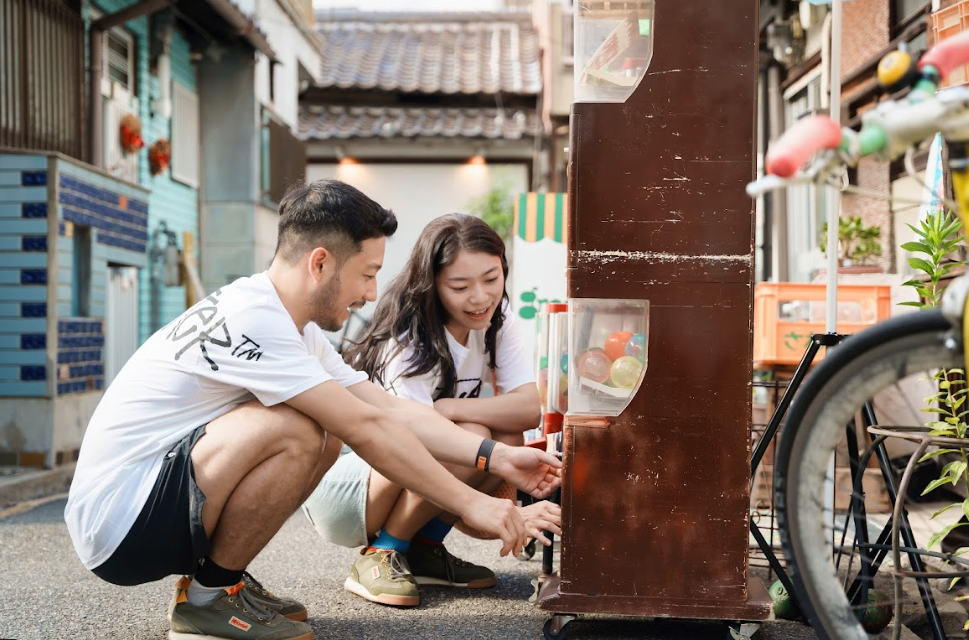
[536, 0, 771, 624]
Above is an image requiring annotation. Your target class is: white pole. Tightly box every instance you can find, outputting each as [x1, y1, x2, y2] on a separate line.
[826, 0, 843, 333]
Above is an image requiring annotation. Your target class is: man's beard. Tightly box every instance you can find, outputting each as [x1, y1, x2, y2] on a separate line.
[309, 272, 345, 332]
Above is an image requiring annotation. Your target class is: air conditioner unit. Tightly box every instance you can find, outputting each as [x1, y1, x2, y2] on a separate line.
[767, 19, 806, 66]
[799, 0, 827, 30]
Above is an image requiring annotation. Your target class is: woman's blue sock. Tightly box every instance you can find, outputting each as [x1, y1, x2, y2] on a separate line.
[416, 518, 453, 544]
[369, 529, 411, 553]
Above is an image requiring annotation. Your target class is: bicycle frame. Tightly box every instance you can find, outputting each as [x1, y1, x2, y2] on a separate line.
[943, 143, 969, 355]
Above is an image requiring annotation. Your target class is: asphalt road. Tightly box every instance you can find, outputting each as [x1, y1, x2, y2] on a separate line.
[0, 497, 821, 640]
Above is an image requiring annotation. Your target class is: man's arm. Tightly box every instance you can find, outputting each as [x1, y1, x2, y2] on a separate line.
[285, 381, 526, 555]
[347, 381, 561, 498]
[433, 383, 541, 434]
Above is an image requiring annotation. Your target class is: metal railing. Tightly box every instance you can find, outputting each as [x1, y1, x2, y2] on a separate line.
[0, 0, 87, 161]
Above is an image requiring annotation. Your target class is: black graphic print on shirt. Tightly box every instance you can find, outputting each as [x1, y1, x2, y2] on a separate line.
[435, 377, 483, 400]
[165, 290, 264, 371]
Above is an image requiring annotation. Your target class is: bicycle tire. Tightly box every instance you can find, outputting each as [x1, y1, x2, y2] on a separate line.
[774, 309, 958, 640]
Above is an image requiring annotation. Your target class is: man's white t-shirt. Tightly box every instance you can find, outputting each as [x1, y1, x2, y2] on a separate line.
[381, 305, 535, 405]
[65, 272, 367, 570]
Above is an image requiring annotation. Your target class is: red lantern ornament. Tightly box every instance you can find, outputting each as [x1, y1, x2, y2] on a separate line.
[148, 139, 171, 175]
[119, 114, 145, 154]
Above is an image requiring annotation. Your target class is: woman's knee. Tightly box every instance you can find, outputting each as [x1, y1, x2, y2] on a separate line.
[455, 421, 492, 438]
[493, 430, 524, 447]
[455, 422, 523, 447]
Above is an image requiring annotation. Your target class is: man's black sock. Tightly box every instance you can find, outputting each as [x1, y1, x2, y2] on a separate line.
[195, 557, 244, 588]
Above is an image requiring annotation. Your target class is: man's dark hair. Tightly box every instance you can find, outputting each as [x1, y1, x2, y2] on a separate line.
[274, 179, 397, 265]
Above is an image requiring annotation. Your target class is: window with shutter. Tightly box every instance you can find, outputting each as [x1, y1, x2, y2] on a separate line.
[104, 30, 133, 90]
[171, 83, 200, 187]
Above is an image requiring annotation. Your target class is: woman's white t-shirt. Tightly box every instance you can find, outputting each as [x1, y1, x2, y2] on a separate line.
[380, 306, 535, 405]
[64, 272, 367, 570]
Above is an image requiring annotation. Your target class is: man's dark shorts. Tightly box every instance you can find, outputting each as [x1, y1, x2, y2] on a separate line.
[92, 425, 210, 586]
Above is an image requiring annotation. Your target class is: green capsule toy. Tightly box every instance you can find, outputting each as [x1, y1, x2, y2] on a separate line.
[861, 589, 892, 634]
[768, 580, 799, 620]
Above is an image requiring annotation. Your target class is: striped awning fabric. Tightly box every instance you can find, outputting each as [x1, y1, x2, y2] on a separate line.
[514, 192, 568, 243]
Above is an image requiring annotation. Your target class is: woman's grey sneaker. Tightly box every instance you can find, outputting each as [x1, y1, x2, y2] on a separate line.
[242, 572, 308, 621]
[344, 547, 420, 607]
[169, 581, 313, 640]
[406, 539, 496, 588]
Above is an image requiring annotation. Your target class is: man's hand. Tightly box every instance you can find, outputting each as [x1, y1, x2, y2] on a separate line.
[520, 500, 562, 546]
[488, 443, 562, 499]
[458, 494, 527, 557]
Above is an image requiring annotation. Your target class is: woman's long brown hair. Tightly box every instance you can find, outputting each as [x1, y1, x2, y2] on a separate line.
[343, 213, 510, 399]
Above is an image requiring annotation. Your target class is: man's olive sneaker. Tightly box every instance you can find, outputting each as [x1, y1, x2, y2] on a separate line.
[168, 575, 308, 623]
[406, 538, 496, 588]
[242, 572, 307, 621]
[344, 548, 420, 607]
[169, 581, 313, 640]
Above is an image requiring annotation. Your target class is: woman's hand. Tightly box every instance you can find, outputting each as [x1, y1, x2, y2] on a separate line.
[519, 500, 562, 546]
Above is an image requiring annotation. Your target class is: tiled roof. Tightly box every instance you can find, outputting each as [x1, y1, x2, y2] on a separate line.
[314, 12, 541, 95]
[299, 105, 539, 141]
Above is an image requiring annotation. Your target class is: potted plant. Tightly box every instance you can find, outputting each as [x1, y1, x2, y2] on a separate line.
[819, 215, 883, 271]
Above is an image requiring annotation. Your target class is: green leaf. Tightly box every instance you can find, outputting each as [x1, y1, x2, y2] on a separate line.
[901, 241, 933, 253]
[900, 301, 928, 307]
[950, 462, 968, 484]
[928, 521, 969, 550]
[924, 476, 957, 496]
[933, 502, 962, 518]
[942, 217, 963, 237]
[909, 257, 935, 274]
[920, 449, 961, 463]
[942, 460, 967, 481]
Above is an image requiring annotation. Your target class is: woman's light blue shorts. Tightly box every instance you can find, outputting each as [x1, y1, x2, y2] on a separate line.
[302, 446, 371, 548]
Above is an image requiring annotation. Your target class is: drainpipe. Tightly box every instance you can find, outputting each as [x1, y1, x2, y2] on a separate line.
[767, 62, 788, 282]
[90, 27, 104, 168]
[150, 221, 180, 331]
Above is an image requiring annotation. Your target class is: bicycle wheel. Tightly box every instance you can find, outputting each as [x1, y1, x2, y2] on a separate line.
[775, 309, 959, 640]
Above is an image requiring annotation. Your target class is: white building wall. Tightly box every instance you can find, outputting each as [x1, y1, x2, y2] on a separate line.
[245, 0, 321, 128]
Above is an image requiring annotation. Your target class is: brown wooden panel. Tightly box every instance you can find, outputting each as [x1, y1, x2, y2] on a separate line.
[539, 0, 763, 620]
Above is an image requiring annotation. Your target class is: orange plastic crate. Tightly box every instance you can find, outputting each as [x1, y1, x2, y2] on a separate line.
[933, 1, 969, 87]
[753, 282, 891, 369]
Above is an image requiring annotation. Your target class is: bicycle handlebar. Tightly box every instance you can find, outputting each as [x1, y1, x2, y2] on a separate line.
[764, 114, 844, 178]
[919, 30, 969, 81]
[753, 30, 969, 190]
